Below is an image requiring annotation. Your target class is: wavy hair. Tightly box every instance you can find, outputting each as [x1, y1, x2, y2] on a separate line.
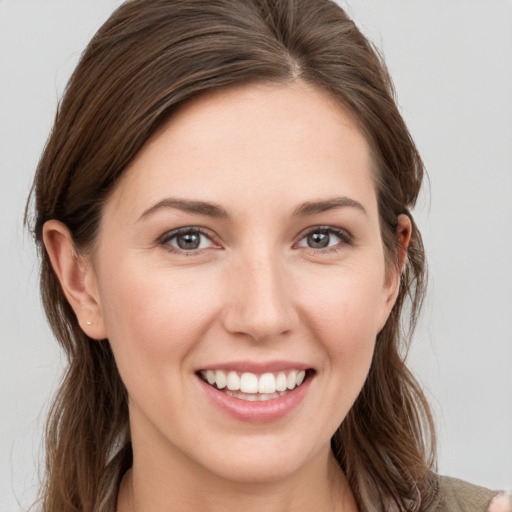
[27, 1, 436, 510]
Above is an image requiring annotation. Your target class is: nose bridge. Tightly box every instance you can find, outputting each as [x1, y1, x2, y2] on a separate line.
[223, 246, 296, 341]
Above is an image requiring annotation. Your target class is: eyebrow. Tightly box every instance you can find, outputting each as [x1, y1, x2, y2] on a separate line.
[293, 197, 367, 217]
[138, 195, 367, 221]
[138, 198, 229, 221]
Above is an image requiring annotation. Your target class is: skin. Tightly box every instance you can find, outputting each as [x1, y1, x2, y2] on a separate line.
[488, 495, 512, 512]
[44, 81, 411, 512]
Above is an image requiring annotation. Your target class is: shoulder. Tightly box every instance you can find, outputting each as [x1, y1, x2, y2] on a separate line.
[424, 475, 505, 512]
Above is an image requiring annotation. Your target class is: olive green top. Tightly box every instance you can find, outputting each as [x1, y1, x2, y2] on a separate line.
[426, 475, 505, 512]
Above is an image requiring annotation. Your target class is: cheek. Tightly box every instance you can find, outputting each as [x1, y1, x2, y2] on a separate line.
[300, 262, 387, 367]
[292, 265, 386, 436]
[96, 258, 220, 377]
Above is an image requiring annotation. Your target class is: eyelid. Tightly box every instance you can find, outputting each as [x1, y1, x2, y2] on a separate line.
[158, 226, 221, 254]
[157, 224, 353, 255]
[294, 225, 353, 251]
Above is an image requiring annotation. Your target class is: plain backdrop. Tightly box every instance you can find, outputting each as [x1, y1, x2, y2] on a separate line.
[1, 1, 511, 510]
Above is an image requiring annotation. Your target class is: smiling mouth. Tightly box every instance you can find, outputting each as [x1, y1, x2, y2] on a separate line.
[197, 369, 313, 402]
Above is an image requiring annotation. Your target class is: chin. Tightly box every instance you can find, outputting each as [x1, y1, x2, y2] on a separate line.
[190, 433, 329, 485]
[203, 453, 309, 485]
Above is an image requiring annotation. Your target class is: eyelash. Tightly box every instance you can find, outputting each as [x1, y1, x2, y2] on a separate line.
[295, 226, 353, 254]
[159, 227, 218, 256]
[158, 226, 353, 255]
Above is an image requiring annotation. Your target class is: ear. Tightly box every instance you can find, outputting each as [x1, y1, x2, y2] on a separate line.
[42, 220, 107, 340]
[383, 213, 412, 307]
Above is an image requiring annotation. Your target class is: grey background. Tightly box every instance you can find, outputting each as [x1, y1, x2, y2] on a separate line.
[1, 1, 511, 510]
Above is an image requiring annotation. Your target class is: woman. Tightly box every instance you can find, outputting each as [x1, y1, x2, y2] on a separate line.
[26, 0, 509, 511]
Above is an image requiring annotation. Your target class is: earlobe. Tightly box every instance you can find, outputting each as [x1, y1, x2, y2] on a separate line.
[42, 220, 107, 340]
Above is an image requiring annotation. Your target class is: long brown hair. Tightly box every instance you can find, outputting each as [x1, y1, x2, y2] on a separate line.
[27, 1, 436, 510]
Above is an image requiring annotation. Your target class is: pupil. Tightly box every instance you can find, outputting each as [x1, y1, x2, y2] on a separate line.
[177, 232, 200, 250]
[308, 231, 329, 248]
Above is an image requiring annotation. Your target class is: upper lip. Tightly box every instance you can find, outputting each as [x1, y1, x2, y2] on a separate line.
[197, 360, 312, 374]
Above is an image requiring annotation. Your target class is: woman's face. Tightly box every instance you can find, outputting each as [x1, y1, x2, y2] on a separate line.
[87, 82, 401, 483]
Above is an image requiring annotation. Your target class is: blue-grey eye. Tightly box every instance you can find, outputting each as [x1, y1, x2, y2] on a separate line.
[298, 229, 343, 249]
[166, 229, 213, 251]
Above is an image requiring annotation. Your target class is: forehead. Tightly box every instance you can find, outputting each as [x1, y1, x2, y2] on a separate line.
[105, 81, 378, 221]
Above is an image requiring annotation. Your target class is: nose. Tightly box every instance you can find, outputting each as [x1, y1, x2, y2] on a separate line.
[221, 251, 298, 343]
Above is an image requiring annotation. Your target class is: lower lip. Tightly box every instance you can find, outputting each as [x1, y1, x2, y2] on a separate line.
[197, 375, 312, 423]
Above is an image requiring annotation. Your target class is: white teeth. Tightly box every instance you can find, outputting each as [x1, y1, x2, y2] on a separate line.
[258, 373, 276, 394]
[227, 371, 240, 391]
[275, 372, 287, 392]
[206, 370, 216, 385]
[215, 370, 227, 389]
[240, 372, 259, 393]
[224, 389, 288, 401]
[286, 370, 297, 390]
[201, 368, 309, 395]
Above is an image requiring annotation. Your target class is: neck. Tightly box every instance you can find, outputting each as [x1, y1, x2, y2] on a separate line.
[117, 445, 357, 512]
